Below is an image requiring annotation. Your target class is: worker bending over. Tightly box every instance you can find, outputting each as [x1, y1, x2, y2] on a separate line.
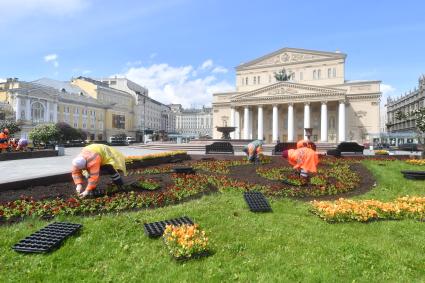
[72, 144, 127, 198]
[0, 128, 10, 153]
[243, 140, 264, 163]
[16, 138, 29, 151]
[282, 140, 319, 184]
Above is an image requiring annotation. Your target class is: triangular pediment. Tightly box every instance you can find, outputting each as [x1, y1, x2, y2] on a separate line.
[237, 47, 346, 70]
[231, 82, 346, 102]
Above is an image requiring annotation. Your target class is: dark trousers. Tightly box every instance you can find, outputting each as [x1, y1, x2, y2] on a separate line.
[101, 165, 124, 186]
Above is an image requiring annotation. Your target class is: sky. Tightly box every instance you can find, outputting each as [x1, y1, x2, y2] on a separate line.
[0, 0, 424, 107]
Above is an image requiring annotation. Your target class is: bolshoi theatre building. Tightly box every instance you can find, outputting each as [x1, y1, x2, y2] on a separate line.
[212, 47, 381, 144]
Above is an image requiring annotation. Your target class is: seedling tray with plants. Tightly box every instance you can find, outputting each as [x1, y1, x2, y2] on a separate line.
[244, 191, 272, 212]
[173, 167, 196, 174]
[144, 216, 194, 238]
[12, 222, 82, 253]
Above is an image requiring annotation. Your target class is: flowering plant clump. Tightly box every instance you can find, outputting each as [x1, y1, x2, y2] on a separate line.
[163, 224, 209, 259]
[136, 177, 161, 190]
[311, 196, 425, 222]
[126, 151, 187, 163]
[192, 157, 271, 174]
[405, 159, 425, 166]
[374, 150, 389, 155]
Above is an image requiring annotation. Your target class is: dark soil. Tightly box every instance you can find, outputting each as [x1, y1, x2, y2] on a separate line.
[0, 156, 376, 204]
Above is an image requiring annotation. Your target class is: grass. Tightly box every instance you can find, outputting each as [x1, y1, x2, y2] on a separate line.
[0, 160, 424, 282]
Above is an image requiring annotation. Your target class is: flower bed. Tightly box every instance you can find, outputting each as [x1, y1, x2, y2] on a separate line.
[126, 151, 187, 162]
[193, 156, 271, 174]
[134, 177, 161, 191]
[256, 163, 360, 197]
[0, 174, 211, 222]
[310, 196, 425, 222]
[125, 151, 189, 169]
[405, 159, 425, 166]
[374, 150, 389, 155]
[163, 224, 209, 260]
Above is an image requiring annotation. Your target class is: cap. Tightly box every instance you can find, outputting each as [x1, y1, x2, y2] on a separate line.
[72, 155, 87, 169]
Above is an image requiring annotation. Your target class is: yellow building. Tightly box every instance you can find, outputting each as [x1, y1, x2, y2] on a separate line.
[0, 78, 109, 140]
[71, 77, 136, 140]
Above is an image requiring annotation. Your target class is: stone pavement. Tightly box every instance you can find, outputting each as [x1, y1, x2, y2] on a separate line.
[0, 146, 162, 184]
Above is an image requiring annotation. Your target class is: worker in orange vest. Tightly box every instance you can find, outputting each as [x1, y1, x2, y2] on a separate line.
[71, 144, 127, 198]
[0, 128, 10, 153]
[282, 140, 319, 183]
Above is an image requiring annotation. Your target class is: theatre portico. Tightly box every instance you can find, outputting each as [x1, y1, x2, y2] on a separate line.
[213, 47, 381, 144]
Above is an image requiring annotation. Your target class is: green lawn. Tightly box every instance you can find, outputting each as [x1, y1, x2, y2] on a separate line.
[0, 160, 424, 282]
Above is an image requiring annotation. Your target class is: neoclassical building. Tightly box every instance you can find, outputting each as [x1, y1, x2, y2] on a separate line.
[212, 47, 381, 144]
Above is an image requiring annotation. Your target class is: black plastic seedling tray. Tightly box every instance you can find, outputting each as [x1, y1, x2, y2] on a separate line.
[173, 167, 196, 174]
[244, 191, 272, 212]
[401, 170, 425, 180]
[12, 222, 82, 253]
[144, 216, 194, 238]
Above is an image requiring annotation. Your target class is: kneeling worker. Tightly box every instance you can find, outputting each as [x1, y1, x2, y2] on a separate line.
[72, 144, 127, 198]
[243, 140, 264, 163]
[16, 138, 29, 151]
[282, 140, 319, 183]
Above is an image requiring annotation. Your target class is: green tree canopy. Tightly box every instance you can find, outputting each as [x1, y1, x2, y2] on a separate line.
[0, 120, 21, 135]
[29, 124, 60, 144]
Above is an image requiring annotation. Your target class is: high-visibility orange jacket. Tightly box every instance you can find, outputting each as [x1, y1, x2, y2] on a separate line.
[72, 149, 101, 191]
[0, 133, 9, 149]
[287, 147, 319, 173]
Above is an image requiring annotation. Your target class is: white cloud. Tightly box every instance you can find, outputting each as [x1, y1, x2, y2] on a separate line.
[149, 53, 157, 59]
[44, 53, 59, 68]
[0, 0, 89, 22]
[82, 70, 92, 75]
[381, 83, 396, 100]
[115, 61, 234, 108]
[44, 54, 58, 62]
[200, 59, 213, 70]
[212, 66, 228, 74]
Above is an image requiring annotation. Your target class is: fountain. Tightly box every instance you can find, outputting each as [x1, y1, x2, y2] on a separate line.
[216, 126, 236, 140]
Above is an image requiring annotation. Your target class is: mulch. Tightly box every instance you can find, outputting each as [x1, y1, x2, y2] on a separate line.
[0, 156, 376, 204]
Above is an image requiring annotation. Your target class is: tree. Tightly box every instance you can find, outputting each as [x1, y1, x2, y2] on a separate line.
[55, 122, 80, 143]
[274, 68, 292, 81]
[410, 108, 425, 157]
[395, 110, 406, 121]
[0, 120, 21, 135]
[76, 129, 88, 141]
[29, 124, 60, 145]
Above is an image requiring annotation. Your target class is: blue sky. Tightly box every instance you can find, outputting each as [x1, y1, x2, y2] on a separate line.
[0, 0, 424, 106]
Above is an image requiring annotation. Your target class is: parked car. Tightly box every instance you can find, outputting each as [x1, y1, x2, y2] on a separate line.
[125, 136, 136, 145]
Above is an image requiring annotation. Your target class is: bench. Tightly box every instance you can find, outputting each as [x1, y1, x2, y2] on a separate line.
[327, 142, 364, 157]
[205, 142, 234, 155]
[272, 142, 297, 155]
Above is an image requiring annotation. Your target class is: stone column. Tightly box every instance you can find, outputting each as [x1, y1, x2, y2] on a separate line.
[244, 106, 249, 139]
[320, 102, 328, 142]
[287, 103, 294, 142]
[248, 108, 253, 139]
[230, 107, 235, 139]
[338, 101, 346, 142]
[15, 96, 22, 121]
[43, 101, 49, 122]
[304, 102, 310, 140]
[235, 110, 240, 139]
[53, 102, 58, 123]
[26, 98, 31, 120]
[272, 105, 279, 142]
[257, 105, 263, 140]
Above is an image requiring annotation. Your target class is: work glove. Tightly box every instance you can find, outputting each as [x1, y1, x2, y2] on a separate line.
[79, 190, 90, 198]
[75, 184, 83, 194]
